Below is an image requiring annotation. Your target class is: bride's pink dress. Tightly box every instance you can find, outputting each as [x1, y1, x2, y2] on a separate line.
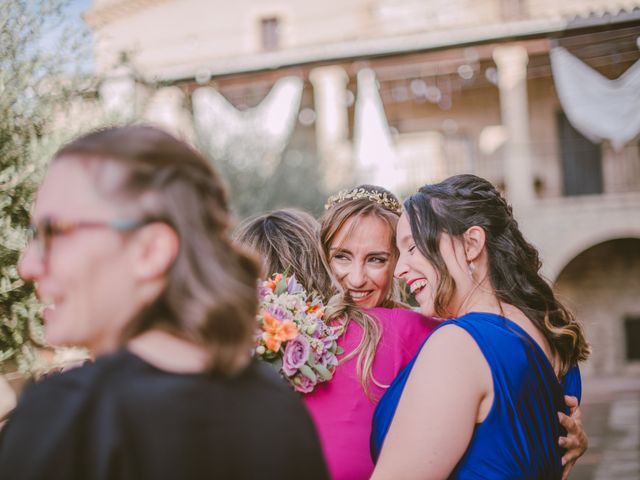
[303, 307, 440, 480]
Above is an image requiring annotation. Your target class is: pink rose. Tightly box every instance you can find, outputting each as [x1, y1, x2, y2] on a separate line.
[293, 374, 315, 394]
[282, 336, 310, 376]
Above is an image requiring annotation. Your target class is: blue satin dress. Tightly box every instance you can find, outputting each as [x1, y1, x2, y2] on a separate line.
[370, 312, 582, 479]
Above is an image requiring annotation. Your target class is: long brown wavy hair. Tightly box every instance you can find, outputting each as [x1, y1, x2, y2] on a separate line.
[403, 174, 590, 376]
[53, 125, 260, 376]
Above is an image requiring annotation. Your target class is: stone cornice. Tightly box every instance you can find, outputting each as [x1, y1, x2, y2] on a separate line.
[84, 0, 173, 29]
[156, 12, 640, 82]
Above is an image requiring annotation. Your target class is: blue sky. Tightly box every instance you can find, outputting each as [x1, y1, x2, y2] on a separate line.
[60, 0, 95, 72]
[68, 0, 92, 20]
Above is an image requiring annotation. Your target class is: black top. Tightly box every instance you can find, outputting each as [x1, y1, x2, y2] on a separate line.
[0, 349, 328, 480]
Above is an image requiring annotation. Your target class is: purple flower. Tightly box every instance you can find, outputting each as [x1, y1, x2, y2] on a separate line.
[313, 347, 324, 364]
[282, 336, 311, 376]
[309, 319, 324, 338]
[287, 275, 305, 295]
[322, 334, 336, 348]
[267, 304, 289, 321]
[315, 349, 337, 368]
[293, 374, 315, 394]
[257, 285, 271, 300]
[313, 349, 325, 365]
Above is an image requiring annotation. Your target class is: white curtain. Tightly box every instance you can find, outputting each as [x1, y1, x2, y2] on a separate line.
[192, 76, 303, 170]
[143, 87, 195, 142]
[353, 68, 400, 189]
[550, 46, 640, 152]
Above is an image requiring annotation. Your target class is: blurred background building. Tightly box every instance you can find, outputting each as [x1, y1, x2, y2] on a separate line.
[84, 0, 640, 384]
[0, 0, 634, 476]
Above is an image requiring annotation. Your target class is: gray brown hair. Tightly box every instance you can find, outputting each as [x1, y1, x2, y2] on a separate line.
[53, 125, 260, 376]
[234, 208, 334, 299]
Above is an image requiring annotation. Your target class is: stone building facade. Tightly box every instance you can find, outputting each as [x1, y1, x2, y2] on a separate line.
[85, 0, 640, 378]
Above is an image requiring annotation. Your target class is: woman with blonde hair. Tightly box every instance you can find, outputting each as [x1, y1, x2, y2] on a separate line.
[236, 194, 440, 480]
[0, 126, 328, 480]
[309, 185, 440, 479]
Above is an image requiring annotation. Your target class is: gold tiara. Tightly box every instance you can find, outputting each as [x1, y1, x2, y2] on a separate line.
[324, 187, 402, 214]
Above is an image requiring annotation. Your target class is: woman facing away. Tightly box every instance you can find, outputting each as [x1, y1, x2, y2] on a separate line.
[235, 198, 441, 480]
[234, 208, 334, 300]
[371, 174, 591, 479]
[0, 126, 328, 480]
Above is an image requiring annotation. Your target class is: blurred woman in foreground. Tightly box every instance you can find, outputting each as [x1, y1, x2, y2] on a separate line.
[0, 126, 327, 480]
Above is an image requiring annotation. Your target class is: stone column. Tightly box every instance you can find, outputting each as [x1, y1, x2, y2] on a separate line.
[99, 63, 138, 121]
[143, 86, 195, 143]
[493, 45, 535, 206]
[309, 66, 352, 191]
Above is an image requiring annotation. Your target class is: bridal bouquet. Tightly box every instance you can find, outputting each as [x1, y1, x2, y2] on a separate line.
[255, 273, 342, 393]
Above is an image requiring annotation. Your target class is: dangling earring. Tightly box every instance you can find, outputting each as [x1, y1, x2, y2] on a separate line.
[468, 262, 475, 277]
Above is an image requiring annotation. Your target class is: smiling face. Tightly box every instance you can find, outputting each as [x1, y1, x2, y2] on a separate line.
[328, 214, 395, 309]
[18, 158, 146, 354]
[395, 213, 472, 318]
[394, 214, 440, 316]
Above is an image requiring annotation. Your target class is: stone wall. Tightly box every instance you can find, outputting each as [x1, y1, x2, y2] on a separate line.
[555, 238, 640, 377]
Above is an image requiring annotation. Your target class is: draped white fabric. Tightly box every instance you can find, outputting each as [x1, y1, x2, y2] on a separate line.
[550, 46, 640, 152]
[143, 87, 195, 142]
[192, 76, 303, 170]
[99, 64, 137, 121]
[353, 68, 400, 189]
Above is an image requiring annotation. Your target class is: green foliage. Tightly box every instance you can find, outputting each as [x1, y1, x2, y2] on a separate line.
[198, 121, 327, 220]
[214, 146, 327, 221]
[0, 0, 89, 374]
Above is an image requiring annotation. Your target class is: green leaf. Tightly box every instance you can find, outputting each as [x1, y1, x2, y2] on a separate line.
[274, 277, 288, 295]
[299, 364, 317, 382]
[307, 350, 317, 367]
[314, 364, 333, 381]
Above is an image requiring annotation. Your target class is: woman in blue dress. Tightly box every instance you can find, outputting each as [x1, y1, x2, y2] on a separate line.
[371, 174, 590, 479]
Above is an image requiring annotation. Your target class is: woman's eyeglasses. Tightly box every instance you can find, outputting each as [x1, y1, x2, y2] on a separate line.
[26, 217, 152, 261]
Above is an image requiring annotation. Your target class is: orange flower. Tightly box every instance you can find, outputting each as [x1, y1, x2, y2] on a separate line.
[265, 273, 284, 292]
[307, 303, 324, 318]
[262, 311, 299, 352]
